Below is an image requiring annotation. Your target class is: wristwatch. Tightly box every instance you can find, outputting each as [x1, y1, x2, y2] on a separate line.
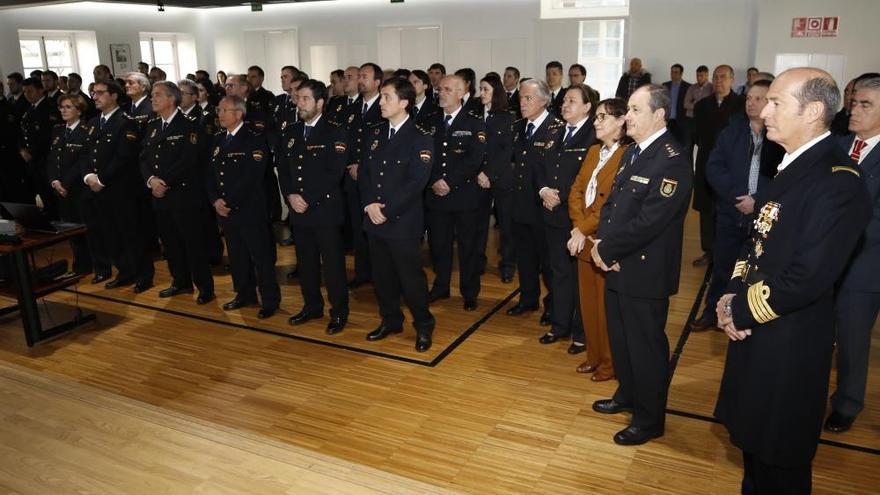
[723, 298, 733, 318]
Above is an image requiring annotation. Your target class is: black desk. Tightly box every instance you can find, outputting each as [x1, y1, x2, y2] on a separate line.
[0, 227, 96, 347]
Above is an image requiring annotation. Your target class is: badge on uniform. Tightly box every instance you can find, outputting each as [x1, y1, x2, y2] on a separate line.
[288, 138, 295, 149]
[252, 150, 264, 161]
[281, 121, 287, 131]
[419, 150, 432, 163]
[754, 240, 764, 258]
[254, 121, 265, 130]
[545, 140, 555, 150]
[213, 146, 220, 157]
[348, 114, 355, 124]
[150, 128, 157, 138]
[190, 133, 198, 144]
[754, 201, 781, 238]
[660, 178, 678, 197]
[52, 136, 59, 145]
[370, 140, 379, 151]
[336, 104, 343, 112]
[334, 141, 347, 153]
[125, 131, 137, 141]
[374, 128, 381, 135]
[630, 175, 649, 184]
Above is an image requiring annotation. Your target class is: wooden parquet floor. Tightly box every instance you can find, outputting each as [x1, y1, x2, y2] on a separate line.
[0, 210, 877, 494]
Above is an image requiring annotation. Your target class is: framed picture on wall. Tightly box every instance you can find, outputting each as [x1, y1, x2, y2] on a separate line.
[110, 43, 132, 76]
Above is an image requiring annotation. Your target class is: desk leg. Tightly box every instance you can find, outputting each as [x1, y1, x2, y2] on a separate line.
[11, 250, 41, 347]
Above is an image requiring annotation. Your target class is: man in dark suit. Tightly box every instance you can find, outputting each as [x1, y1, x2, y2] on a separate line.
[825, 74, 880, 434]
[124, 71, 153, 130]
[247, 65, 275, 111]
[693, 80, 783, 332]
[590, 84, 692, 446]
[568, 64, 600, 103]
[503, 66, 521, 119]
[40, 71, 62, 104]
[139, 81, 214, 304]
[344, 62, 385, 289]
[693, 65, 745, 267]
[277, 80, 349, 334]
[0, 95, 31, 204]
[325, 66, 359, 124]
[274, 68, 307, 248]
[545, 61, 566, 117]
[715, 68, 870, 494]
[408, 70, 440, 126]
[662, 63, 691, 147]
[359, 77, 435, 352]
[206, 95, 280, 319]
[6, 72, 31, 121]
[425, 75, 487, 311]
[507, 79, 565, 326]
[427, 63, 446, 105]
[19, 77, 62, 220]
[615, 57, 652, 100]
[84, 80, 154, 292]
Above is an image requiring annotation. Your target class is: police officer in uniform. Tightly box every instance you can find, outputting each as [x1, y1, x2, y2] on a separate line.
[207, 95, 280, 319]
[590, 84, 692, 446]
[140, 81, 214, 304]
[274, 69, 307, 249]
[0, 85, 31, 204]
[506, 79, 564, 325]
[359, 77, 435, 352]
[278, 80, 350, 334]
[84, 80, 155, 292]
[715, 69, 870, 494]
[19, 77, 62, 219]
[425, 75, 486, 310]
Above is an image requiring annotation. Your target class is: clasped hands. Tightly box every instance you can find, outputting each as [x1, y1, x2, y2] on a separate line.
[716, 294, 752, 341]
[540, 188, 561, 211]
[287, 194, 309, 214]
[587, 237, 620, 272]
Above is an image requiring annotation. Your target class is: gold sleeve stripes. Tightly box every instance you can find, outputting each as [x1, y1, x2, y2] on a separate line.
[747, 280, 779, 324]
[731, 260, 747, 280]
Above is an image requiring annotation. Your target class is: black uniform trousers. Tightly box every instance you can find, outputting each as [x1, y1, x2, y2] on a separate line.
[703, 217, 750, 322]
[606, 288, 670, 431]
[831, 288, 880, 417]
[427, 208, 481, 300]
[95, 187, 154, 285]
[697, 200, 715, 255]
[296, 225, 349, 318]
[57, 193, 91, 274]
[26, 160, 59, 220]
[742, 451, 811, 495]
[156, 205, 214, 294]
[76, 195, 112, 277]
[368, 235, 434, 334]
[512, 220, 552, 309]
[545, 224, 584, 343]
[346, 187, 371, 281]
[476, 188, 516, 277]
[222, 217, 281, 309]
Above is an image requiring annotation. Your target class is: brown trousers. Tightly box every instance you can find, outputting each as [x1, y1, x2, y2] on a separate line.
[576, 257, 614, 376]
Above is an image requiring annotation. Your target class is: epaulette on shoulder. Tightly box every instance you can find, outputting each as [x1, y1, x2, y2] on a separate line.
[214, 129, 225, 137]
[664, 142, 681, 158]
[831, 165, 860, 178]
[368, 120, 386, 129]
[53, 123, 66, 129]
[184, 113, 198, 122]
[147, 115, 161, 124]
[416, 124, 434, 136]
[547, 117, 565, 129]
[327, 119, 343, 128]
[465, 109, 482, 120]
[513, 117, 527, 126]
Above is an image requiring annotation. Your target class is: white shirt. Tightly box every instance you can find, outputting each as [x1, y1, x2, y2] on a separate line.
[66, 120, 80, 132]
[462, 92, 471, 105]
[227, 122, 244, 136]
[132, 95, 148, 111]
[162, 108, 179, 127]
[528, 110, 551, 134]
[850, 133, 880, 164]
[199, 100, 209, 109]
[636, 127, 667, 152]
[777, 131, 831, 173]
[413, 95, 426, 115]
[389, 115, 409, 139]
[443, 105, 463, 127]
[31, 96, 46, 109]
[304, 113, 321, 135]
[563, 117, 589, 141]
[181, 105, 197, 117]
[585, 142, 620, 208]
[483, 104, 491, 121]
[101, 106, 120, 121]
[362, 93, 380, 113]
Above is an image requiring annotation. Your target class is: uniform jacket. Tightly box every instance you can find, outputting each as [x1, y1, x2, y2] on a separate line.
[358, 119, 433, 239]
[481, 111, 514, 190]
[139, 112, 204, 210]
[277, 116, 348, 227]
[597, 130, 693, 298]
[84, 109, 141, 191]
[537, 119, 597, 228]
[412, 97, 440, 126]
[838, 133, 880, 292]
[346, 95, 385, 192]
[569, 142, 629, 245]
[425, 109, 486, 212]
[510, 113, 566, 225]
[46, 122, 92, 200]
[505, 89, 521, 119]
[128, 96, 153, 131]
[205, 126, 270, 225]
[715, 135, 870, 466]
[20, 97, 61, 165]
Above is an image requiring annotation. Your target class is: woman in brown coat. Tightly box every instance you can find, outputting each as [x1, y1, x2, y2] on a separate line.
[567, 98, 631, 381]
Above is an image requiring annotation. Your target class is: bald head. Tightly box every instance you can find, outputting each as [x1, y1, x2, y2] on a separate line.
[438, 75, 466, 111]
[761, 67, 839, 152]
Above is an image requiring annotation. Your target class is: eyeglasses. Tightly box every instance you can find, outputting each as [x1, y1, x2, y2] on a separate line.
[182, 92, 196, 96]
[91, 89, 109, 96]
[217, 108, 242, 113]
[58, 104, 76, 110]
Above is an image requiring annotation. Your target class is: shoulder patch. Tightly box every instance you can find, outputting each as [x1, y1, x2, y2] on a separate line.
[416, 124, 434, 136]
[334, 141, 347, 153]
[660, 178, 678, 197]
[831, 165, 860, 177]
[369, 121, 386, 129]
[125, 131, 138, 141]
[664, 143, 680, 158]
[419, 150, 432, 163]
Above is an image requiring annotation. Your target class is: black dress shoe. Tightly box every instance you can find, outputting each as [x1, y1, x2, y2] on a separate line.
[567, 343, 586, 355]
[278, 235, 295, 246]
[501, 274, 514, 284]
[506, 303, 538, 316]
[347, 277, 370, 289]
[366, 324, 402, 342]
[539, 310, 552, 326]
[257, 307, 277, 319]
[288, 308, 323, 325]
[223, 297, 254, 311]
[196, 292, 215, 305]
[91, 273, 111, 284]
[133, 282, 154, 294]
[463, 299, 477, 311]
[159, 286, 193, 298]
[689, 316, 717, 332]
[824, 411, 856, 433]
[538, 332, 560, 344]
[286, 266, 299, 279]
[592, 399, 633, 415]
[105, 278, 134, 290]
[613, 426, 663, 445]
[415, 333, 432, 352]
[326, 315, 348, 335]
[428, 290, 450, 303]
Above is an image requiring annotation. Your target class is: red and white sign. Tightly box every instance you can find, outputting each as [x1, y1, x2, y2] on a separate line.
[791, 16, 839, 38]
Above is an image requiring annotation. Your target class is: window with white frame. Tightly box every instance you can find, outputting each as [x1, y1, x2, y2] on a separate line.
[19, 34, 78, 76]
[577, 19, 625, 100]
[139, 34, 180, 81]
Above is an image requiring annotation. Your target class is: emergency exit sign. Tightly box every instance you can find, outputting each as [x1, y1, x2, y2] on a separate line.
[791, 17, 839, 38]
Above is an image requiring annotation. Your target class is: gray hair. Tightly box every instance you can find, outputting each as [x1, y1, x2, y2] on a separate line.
[221, 95, 247, 116]
[854, 76, 880, 93]
[153, 81, 181, 107]
[520, 78, 551, 107]
[793, 76, 840, 128]
[125, 71, 151, 92]
[641, 83, 672, 121]
[177, 78, 198, 97]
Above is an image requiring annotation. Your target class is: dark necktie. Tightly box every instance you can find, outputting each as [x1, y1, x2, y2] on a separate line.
[362, 102, 368, 117]
[348, 97, 355, 106]
[100, 116, 107, 129]
[525, 122, 535, 140]
[304, 125, 313, 140]
[131, 103, 136, 114]
[507, 91, 513, 99]
[64, 127, 72, 140]
[161, 120, 168, 132]
[563, 125, 576, 145]
[389, 127, 396, 140]
[444, 114, 453, 134]
[224, 132, 233, 147]
[630, 145, 642, 165]
[850, 139, 867, 163]
[411, 105, 418, 119]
